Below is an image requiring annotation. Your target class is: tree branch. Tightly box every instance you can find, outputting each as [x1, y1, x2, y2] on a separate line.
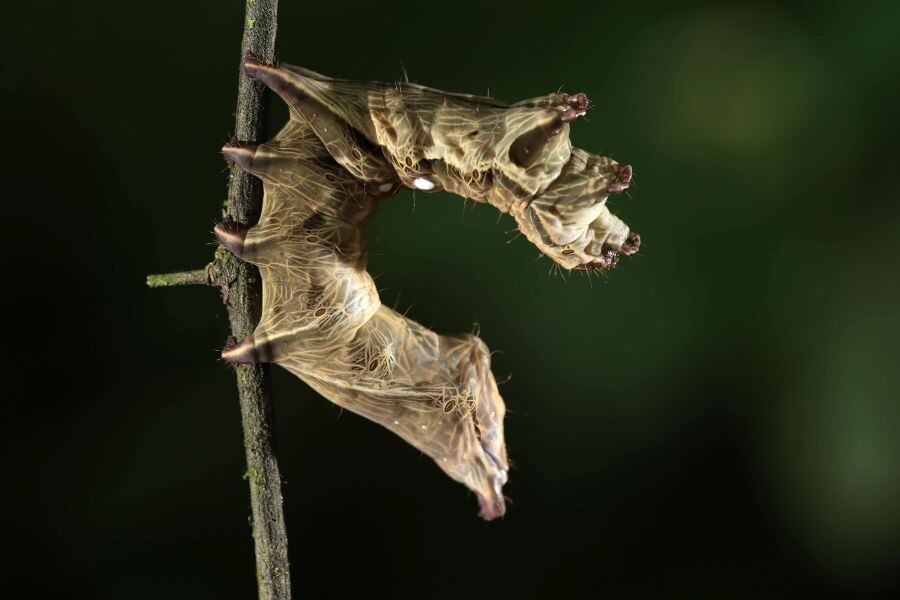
[145, 268, 211, 288]
[221, 2, 290, 599]
[147, 1, 289, 598]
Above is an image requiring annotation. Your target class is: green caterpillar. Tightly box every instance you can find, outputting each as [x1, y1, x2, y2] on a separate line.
[216, 60, 639, 520]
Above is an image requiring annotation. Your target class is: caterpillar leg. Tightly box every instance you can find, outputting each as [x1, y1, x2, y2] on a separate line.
[608, 163, 633, 194]
[213, 217, 285, 269]
[221, 142, 257, 172]
[244, 59, 398, 198]
[213, 219, 248, 258]
[222, 335, 274, 364]
[222, 139, 317, 181]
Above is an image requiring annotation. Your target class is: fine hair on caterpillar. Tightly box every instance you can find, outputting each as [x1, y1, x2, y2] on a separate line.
[216, 59, 640, 520]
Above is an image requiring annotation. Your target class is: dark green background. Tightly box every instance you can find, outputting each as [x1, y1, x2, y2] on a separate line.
[2, 0, 898, 597]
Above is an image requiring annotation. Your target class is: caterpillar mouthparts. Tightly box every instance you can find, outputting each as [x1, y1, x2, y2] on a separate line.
[216, 60, 640, 519]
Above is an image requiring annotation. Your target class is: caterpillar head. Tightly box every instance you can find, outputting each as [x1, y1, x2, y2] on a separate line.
[514, 148, 640, 272]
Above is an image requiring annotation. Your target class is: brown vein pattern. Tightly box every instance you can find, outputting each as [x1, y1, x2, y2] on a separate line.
[215, 61, 640, 519]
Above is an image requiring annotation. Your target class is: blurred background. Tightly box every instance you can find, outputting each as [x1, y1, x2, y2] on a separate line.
[1, 0, 898, 597]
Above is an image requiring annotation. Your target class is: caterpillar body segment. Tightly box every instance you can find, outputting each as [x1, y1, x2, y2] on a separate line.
[246, 61, 640, 272]
[286, 310, 508, 520]
[218, 107, 509, 519]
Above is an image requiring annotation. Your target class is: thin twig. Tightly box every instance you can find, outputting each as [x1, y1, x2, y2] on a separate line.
[145, 268, 211, 288]
[221, 1, 289, 599]
[146, 1, 289, 598]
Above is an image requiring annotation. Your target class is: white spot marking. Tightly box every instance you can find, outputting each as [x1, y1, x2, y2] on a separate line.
[379, 182, 393, 192]
[413, 177, 435, 191]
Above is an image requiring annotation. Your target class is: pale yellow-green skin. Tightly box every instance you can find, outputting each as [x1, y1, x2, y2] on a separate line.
[225, 63, 639, 519]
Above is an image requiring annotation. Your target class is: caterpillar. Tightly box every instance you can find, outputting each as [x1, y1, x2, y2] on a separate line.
[215, 60, 640, 520]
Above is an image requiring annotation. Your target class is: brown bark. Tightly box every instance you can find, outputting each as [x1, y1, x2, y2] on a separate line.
[147, 1, 290, 598]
